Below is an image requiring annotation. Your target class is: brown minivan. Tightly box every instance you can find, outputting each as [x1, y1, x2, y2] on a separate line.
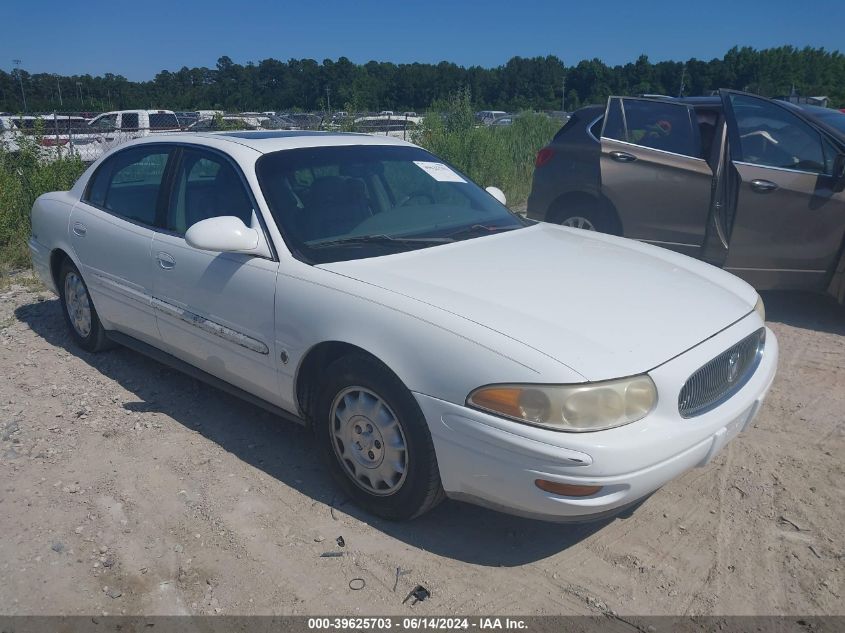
[527, 90, 845, 303]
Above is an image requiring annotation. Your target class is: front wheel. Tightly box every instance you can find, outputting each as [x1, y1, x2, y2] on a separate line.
[314, 353, 444, 520]
[59, 260, 110, 352]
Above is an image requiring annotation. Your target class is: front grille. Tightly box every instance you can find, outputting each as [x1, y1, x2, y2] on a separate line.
[678, 328, 765, 418]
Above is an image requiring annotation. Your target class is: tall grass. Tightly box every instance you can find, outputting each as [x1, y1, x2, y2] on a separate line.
[412, 89, 561, 208]
[0, 130, 86, 274]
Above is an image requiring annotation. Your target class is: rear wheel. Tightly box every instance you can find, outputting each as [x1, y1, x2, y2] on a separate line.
[560, 215, 597, 231]
[58, 260, 110, 352]
[314, 353, 444, 520]
[551, 196, 619, 234]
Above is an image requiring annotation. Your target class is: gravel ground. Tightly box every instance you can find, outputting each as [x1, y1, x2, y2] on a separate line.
[0, 271, 842, 616]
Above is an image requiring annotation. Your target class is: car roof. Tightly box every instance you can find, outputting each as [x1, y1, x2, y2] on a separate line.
[121, 130, 415, 154]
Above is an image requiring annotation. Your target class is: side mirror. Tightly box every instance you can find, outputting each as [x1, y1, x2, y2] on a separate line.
[185, 216, 262, 254]
[485, 186, 507, 206]
[834, 154, 845, 193]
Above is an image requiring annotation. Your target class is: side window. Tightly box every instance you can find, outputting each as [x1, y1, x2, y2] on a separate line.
[120, 113, 139, 131]
[90, 114, 117, 131]
[83, 146, 170, 226]
[610, 100, 699, 157]
[729, 94, 828, 174]
[167, 148, 254, 234]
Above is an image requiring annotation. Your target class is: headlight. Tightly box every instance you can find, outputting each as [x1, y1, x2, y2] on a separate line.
[467, 375, 657, 432]
[754, 295, 766, 322]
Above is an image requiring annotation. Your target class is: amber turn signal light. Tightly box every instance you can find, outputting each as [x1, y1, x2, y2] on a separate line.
[534, 479, 602, 497]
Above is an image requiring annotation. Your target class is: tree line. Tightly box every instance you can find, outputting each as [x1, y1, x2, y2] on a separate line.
[1, 46, 843, 114]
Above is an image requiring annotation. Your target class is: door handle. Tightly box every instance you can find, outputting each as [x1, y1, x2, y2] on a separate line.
[750, 179, 779, 194]
[609, 151, 637, 163]
[156, 252, 176, 270]
[72, 222, 87, 237]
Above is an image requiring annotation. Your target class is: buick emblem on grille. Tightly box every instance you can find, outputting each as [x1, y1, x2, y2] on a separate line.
[727, 351, 741, 383]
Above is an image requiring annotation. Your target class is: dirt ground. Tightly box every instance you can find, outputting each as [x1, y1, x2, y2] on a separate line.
[0, 272, 842, 617]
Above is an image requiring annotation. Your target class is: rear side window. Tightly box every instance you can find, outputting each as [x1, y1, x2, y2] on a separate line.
[149, 112, 179, 130]
[166, 148, 254, 234]
[120, 113, 139, 131]
[603, 98, 700, 158]
[83, 146, 171, 226]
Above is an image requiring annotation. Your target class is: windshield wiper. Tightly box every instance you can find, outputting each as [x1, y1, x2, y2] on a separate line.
[308, 234, 454, 249]
[444, 224, 521, 239]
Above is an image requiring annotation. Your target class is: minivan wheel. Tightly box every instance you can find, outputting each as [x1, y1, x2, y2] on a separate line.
[58, 260, 110, 352]
[315, 353, 445, 520]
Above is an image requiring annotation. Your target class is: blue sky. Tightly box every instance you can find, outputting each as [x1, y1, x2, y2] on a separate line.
[2, 0, 842, 80]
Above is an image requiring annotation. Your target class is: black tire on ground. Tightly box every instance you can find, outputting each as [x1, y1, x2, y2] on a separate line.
[58, 259, 111, 353]
[314, 353, 445, 520]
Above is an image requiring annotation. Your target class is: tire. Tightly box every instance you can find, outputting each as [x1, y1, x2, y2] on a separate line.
[58, 259, 110, 353]
[314, 353, 445, 520]
[551, 196, 618, 234]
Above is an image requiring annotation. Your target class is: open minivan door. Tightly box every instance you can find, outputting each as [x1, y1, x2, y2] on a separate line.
[599, 96, 714, 256]
[718, 89, 845, 292]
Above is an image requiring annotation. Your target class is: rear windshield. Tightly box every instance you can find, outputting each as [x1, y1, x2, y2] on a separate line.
[149, 112, 179, 130]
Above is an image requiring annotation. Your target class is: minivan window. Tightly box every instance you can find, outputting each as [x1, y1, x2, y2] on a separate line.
[167, 148, 254, 234]
[730, 94, 828, 174]
[84, 146, 170, 226]
[604, 99, 699, 158]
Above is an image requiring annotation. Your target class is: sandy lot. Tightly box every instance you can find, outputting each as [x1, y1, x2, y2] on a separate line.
[0, 273, 842, 617]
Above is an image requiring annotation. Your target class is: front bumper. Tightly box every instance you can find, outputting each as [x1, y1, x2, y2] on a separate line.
[416, 317, 778, 522]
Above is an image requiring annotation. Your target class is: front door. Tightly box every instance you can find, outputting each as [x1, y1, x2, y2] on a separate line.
[151, 146, 281, 405]
[600, 97, 714, 256]
[720, 91, 845, 291]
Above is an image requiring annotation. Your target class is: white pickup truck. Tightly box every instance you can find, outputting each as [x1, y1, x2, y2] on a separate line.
[85, 109, 180, 160]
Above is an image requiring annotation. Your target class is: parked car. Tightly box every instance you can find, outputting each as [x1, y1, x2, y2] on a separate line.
[174, 111, 200, 129]
[476, 110, 507, 125]
[87, 109, 180, 136]
[0, 114, 99, 160]
[187, 115, 267, 131]
[527, 91, 845, 302]
[29, 131, 777, 522]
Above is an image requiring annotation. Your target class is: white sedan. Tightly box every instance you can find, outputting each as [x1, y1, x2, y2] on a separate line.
[28, 131, 778, 522]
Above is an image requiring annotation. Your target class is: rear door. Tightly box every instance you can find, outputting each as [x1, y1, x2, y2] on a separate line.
[600, 97, 713, 256]
[69, 144, 173, 344]
[720, 91, 845, 290]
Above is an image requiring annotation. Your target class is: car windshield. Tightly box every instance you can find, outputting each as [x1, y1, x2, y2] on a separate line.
[256, 144, 527, 264]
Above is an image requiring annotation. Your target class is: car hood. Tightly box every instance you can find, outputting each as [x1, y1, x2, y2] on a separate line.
[319, 223, 756, 381]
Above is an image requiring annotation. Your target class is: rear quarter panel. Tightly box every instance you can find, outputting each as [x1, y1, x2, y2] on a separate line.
[30, 191, 81, 293]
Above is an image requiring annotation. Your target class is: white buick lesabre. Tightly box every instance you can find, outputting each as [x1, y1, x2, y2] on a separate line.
[29, 131, 778, 522]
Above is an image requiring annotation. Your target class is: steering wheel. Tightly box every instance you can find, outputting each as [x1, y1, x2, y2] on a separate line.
[397, 191, 435, 207]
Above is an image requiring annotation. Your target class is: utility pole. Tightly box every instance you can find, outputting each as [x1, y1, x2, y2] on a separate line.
[561, 75, 566, 112]
[678, 65, 686, 98]
[55, 74, 63, 107]
[12, 59, 27, 112]
[325, 86, 331, 114]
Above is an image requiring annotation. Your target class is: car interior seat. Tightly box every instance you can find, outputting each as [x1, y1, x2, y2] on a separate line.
[303, 175, 372, 240]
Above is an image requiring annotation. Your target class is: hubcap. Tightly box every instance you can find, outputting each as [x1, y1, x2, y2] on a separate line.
[330, 387, 408, 496]
[64, 272, 92, 338]
[561, 216, 596, 231]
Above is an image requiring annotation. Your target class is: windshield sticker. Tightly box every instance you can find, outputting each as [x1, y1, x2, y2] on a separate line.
[413, 161, 466, 183]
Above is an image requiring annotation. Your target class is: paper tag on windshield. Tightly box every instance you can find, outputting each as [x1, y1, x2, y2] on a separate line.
[413, 161, 466, 183]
